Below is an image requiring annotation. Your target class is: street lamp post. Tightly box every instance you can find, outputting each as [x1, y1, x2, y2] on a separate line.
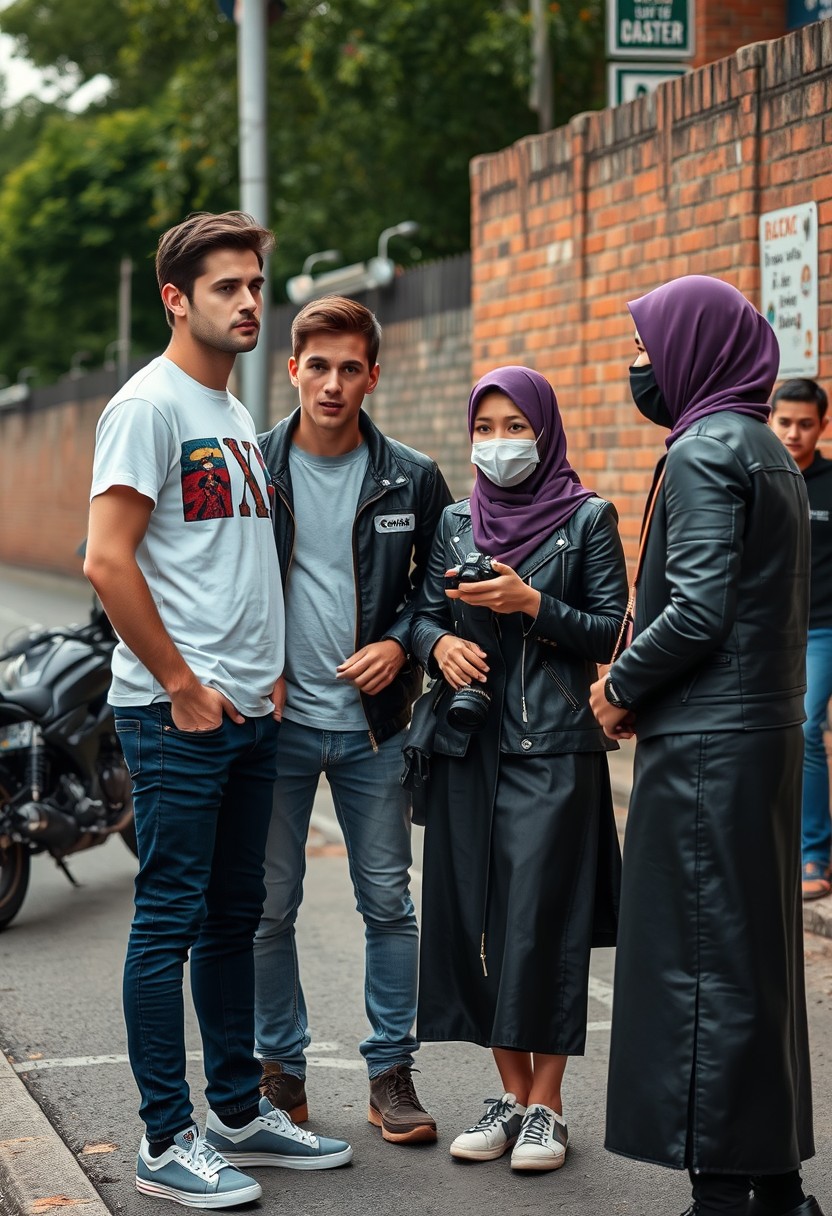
[237, 0, 270, 431]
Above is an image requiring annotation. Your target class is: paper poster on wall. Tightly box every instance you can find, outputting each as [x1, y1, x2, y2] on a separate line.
[759, 201, 818, 379]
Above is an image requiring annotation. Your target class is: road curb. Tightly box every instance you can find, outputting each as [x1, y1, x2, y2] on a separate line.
[0, 1049, 111, 1216]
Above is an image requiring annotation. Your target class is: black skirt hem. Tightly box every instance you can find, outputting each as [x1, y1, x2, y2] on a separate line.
[604, 1142, 813, 1174]
[418, 1028, 587, 1056]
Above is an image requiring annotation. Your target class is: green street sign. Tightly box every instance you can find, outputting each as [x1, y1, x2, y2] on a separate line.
[607, 62, 690, 105]
[607, 0, 694, 59]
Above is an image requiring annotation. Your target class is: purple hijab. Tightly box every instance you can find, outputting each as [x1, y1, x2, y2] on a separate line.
[628, 275, 779, 448]
[468, 366, 594, 570]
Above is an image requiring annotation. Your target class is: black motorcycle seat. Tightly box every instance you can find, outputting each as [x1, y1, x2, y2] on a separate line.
[0, 686, 52, 718]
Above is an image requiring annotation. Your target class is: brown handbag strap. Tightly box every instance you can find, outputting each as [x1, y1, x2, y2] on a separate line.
[632, 464, 667, 590]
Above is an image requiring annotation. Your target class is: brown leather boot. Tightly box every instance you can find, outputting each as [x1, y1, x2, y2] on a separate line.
[259, 1062, 309, 1123]
[368, 1065, 437, 1144]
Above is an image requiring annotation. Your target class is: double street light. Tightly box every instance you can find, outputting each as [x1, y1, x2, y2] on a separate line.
[286, 222, 420, 306]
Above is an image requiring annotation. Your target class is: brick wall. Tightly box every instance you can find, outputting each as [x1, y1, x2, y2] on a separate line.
[471, 19, 832, 560]
[694, 0, 784, 68]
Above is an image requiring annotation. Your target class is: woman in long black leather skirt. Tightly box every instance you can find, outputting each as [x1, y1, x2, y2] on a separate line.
[410, 366, 627, 1172]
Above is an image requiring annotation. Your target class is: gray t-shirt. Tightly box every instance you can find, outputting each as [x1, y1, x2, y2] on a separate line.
[283, 442, 369, 730]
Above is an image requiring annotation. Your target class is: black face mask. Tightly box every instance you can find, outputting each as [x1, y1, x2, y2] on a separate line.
[629, 364, 673, 429]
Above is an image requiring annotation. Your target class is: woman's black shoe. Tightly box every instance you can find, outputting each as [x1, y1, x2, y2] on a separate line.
[747, 1197, 825, 1216]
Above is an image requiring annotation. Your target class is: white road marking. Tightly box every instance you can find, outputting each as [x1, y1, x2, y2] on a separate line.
[11, 1041, 348, 1075]
[588, 976, 614, 1008]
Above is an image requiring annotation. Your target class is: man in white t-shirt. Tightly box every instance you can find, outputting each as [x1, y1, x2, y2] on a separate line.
[85, 212, 351, 1209]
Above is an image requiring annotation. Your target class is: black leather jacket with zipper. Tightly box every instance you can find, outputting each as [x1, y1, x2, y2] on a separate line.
[258, 408, 452, 746]
[609, 411, 809, 739]
[410, 496, 629, 756]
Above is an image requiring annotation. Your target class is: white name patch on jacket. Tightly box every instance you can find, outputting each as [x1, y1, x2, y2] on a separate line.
[374, 513, 416, 533]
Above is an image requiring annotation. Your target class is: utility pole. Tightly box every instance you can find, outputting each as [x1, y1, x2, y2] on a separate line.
[117, 257, 133, 388]
[237, 0, 270, 430]
[530, 0, 554, 132]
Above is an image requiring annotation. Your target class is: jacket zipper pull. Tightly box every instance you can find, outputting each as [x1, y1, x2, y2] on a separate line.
[368, 729, 379, 754]
[480, 933, 488, 977]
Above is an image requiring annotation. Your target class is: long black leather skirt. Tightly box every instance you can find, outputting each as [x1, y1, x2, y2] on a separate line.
[417, 749, 620, 1055]
[605, 728, 814, 1173]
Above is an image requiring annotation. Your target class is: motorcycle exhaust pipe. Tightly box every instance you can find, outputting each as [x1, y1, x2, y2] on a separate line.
[14, 801, 81, 852]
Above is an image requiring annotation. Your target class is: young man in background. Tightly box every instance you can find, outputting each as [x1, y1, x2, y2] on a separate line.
[771, 377, 832, 901]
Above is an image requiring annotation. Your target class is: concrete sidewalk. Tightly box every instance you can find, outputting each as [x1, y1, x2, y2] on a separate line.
[607, 738, 832, 941]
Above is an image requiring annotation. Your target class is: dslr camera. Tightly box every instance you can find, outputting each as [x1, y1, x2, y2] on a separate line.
[444, 551, 499, 733]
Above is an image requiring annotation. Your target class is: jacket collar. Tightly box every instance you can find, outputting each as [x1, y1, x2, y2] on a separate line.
[447, 499, 570, 578]
[260, 407, 410, 492]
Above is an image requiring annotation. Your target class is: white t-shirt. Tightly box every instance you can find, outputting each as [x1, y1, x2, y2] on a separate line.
[90, 355, 284, 716]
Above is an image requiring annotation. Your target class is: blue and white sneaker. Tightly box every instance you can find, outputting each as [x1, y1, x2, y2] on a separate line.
[136, 1125, 262, 1208]
[205, 1097, 353, 1170]
[449, 1093, 526, 1161]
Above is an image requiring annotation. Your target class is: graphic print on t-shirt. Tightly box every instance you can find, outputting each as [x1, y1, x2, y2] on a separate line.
[180, 438, 233, 521]
[223, 437, 270, 518]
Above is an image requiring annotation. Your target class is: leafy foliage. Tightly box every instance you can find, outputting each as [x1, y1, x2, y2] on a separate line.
[0, 0, 606, 382]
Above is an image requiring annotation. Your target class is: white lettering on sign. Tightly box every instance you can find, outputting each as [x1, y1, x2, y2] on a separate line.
[620, 17, 685, 43]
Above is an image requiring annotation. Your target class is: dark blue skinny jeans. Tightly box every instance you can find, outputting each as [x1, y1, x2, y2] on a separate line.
[115, 702, 278, 1141]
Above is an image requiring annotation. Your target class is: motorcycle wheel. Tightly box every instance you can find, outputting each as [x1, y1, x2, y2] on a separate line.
[0, 768, 30, 930]
[0, 843, 30, 932]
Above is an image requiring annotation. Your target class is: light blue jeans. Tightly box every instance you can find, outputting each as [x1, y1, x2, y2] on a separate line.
[802, 627, 832, 868]
[253, 718, 419, 1078]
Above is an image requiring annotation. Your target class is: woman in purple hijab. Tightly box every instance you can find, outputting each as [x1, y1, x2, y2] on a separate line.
[590, 277, 820, 1216]
[410, 366, 627, 1171]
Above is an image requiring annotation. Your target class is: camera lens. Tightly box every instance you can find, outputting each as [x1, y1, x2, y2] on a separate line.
[446, 683, 492, 733]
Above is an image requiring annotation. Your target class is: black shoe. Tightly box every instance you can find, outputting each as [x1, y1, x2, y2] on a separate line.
[748, 1199, 825, 1216]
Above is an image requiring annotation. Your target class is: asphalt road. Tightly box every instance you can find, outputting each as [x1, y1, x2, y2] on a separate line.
[1, 563, 831, 1216]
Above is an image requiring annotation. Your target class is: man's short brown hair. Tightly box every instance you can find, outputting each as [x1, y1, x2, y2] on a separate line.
[291, 296, 382, 366]
[155, 211, 276, 329]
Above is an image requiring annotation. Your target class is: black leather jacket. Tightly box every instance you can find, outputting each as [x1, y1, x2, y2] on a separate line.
[610, 411, 810, 738]
[258, 409, 452, 745]
[411, 496, 628, 756]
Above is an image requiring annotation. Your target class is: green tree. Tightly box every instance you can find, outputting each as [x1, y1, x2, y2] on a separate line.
[0, 108, 168, 381]
[0, 0, 607, 381]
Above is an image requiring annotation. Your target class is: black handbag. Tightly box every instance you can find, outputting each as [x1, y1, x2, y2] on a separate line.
[401, 679, 446, 824]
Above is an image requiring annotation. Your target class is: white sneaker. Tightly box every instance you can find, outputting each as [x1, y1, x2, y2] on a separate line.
[449, 1093, 526, 1161]
[136, 1125, 262, 1208]
[510, 1103, 569, 1171]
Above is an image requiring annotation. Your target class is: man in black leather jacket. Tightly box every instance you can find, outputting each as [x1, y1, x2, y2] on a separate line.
[590, 277, 821, 1216]
[253, 296, 451, 1147]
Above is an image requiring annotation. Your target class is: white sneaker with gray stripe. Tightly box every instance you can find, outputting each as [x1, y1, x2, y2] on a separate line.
[449, 1093, 526, 1161]
[510, 1103, 569, 1171]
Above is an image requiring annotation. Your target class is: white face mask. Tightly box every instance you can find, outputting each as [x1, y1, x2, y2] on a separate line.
[470, 434, 541, 488]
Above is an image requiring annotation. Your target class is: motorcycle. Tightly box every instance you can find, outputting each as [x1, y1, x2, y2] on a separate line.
[0, 599, 137, 930]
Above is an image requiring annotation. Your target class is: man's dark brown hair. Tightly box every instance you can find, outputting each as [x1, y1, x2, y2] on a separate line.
[291, 296, 382, 366]
[155, 211, 275, 329]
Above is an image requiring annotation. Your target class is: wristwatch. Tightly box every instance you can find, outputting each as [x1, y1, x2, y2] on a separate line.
[604, 676, 626, 709]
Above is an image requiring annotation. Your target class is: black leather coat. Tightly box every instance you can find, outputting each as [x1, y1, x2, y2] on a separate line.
[605, 412, 814, 1172]
[258, 409, 452, 745]
[609, 410, 809, 735]
[411, 496, 628, 756]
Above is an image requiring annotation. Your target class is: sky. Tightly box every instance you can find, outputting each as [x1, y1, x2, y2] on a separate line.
[0, 0, 110, 110]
